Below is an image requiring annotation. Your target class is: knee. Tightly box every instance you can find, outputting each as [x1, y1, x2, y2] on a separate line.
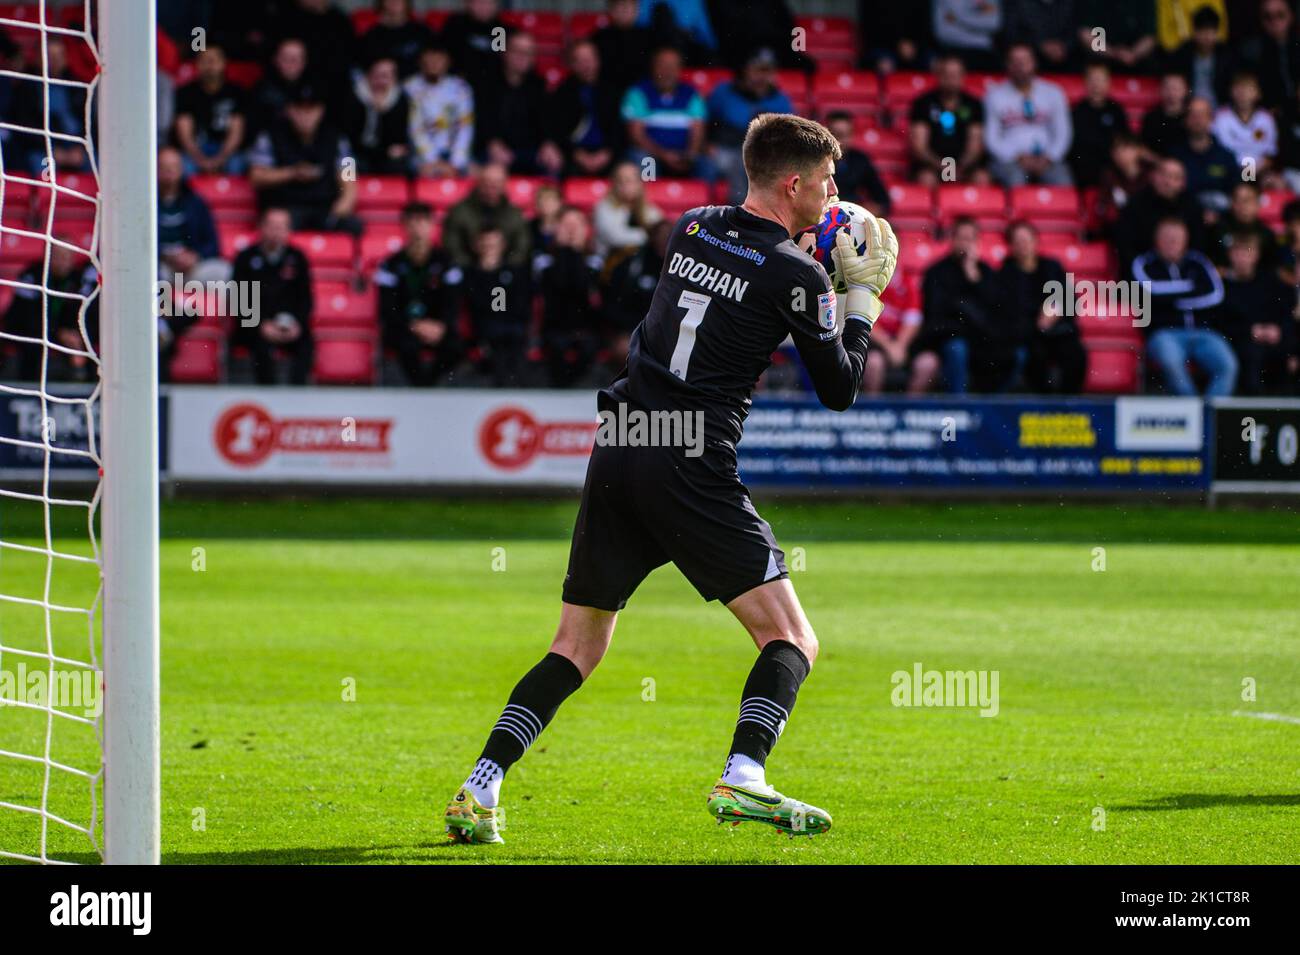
[760, 626, 818, 669]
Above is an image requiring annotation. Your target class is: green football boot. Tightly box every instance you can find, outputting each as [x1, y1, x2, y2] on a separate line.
[444, 786, 505, 844]
[707, 780, 832, 837]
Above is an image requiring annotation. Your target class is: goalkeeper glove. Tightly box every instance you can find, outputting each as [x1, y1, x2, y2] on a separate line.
[831, 212, 898, 328]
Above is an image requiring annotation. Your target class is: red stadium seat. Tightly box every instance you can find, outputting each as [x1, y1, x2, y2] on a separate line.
[217, 225, 258, 261]
[359, 224, 409, 272]
[936, 184, 1007, 229]
[962, 73, 998, 100]
[685, 67, 732, 98]
[886, 71, 936, 110]
[426, 10, 449, 31]
[1039, 238, 1113, 278]
[567, 11, 609, 39]
[1110, 75, 1160, 109]
[812, 70, 880, 119]
[0, 231, 46, 264]
[190, 174, 256, 212]
[562, 177, 609, 212]
[1259, 189, 1295, 228]
[886, 183, 935, 233]
[1045, 73, 1086, 104]
[355, 176, 411, 221]
[646, 179, 709, 218]
[296, 232, 354, 269]
[978, 234, 1008, 266]
[313, 283, 377, 330]
[506, 176, 548, 216]
[776, 70, 809, 101]
[1010, 185, 1082, 235]
[900, 233, 949, 272]
[313, 333, 378, 385]
[857, 127, 907, 164]
[1082, 341, 1141, 393]
[538, 59, 567, 90]
[168, 328, 224, 384]
[796, 16, 856, 66]
[350, 9, 378, 36]
[502, 10, 565, 51]
[414, 177, 474, 212]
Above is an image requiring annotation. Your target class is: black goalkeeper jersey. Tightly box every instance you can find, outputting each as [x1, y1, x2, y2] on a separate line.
[600, 204, 872, 449]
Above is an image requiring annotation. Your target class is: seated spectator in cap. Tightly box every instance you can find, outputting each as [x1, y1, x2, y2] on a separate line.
[825, 112, 890, 217]
[441, 0, 509, 98]
[1116, 157, 1205, 271]
[1094, 131, 1147, 235]
[342, 57, 412, 176]
[1140, 72, 1190, 163]
[932, 0, 1002, 73]
[908, 55, 989, 187]
[593, 161, 665, 261]
[708, 48, 794, 202]
[862, 266, 922, 395]
[1166, 6, 1234, 110]
[1172, 97, 1237, 216]
[247, 83, 361, 235]
[1075, 0, 1158, 75]
[1218, 231, 1297, 395]
[592, 0, 655, 97]
[1211, 72, 1278, 177]
[984, 44, 1074, 187]
[2, 242, 98, 384]
[1209, 181, 1279, 270]
[172, 45, 248, 175]
[535, 208, 605, 388]
[360, 0, 434, 79]
[1070, 61, 1128, 188]
[548, 39, 625, 178]
[374, 202, 461, 387]
[604, 219, 672, 365]
[229, 208, 314, 385]
[1132, 216, 1234, 396]
[622, 46, 713, 180]
[248, 39, 313, 140]
[442, 162, 531, 268]
[912, 217, 1003, 394]
[475, 31, 564, 175]
[444, 229, 533, 387]
[1000, 220, 1086, 394]
[405, 39, 475, 177]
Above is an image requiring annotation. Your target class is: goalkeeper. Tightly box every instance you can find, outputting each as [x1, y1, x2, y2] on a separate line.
[445, 113, 898, 843]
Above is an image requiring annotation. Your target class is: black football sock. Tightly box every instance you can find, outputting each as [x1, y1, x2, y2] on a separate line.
[477, 652, 584, 777]
[727, 639, 810, 768]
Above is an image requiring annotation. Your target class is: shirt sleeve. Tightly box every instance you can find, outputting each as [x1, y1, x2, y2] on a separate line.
[785, 261, 870, 412]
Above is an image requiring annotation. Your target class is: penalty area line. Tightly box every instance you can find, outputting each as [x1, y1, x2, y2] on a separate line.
[1232, 710, 1300, 725]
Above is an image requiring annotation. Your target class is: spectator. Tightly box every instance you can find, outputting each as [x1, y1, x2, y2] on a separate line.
[475, 31, 564, 175]
[1219, 231, 1297, 394]
[708, 48, 794, 202]
[932, 0, 1001, 72]
[1239, 0, 1300, 109]
[374, 202, 461, 386]
[1003, 0, 1077, 72]
[592, 0, 655, 96]
[909, 54, 988, 186]
[862, 266, 923, 394]
[707, 0, 814, 73]
[1132, 216, 1234, 396]
[622, 46, 711, 180]
[6, 38, 90, 175]
[548, 39, 625, 177]
[248, 84, 361, 235]
[536, 207, 605, 387]
[1277, 198, 1300, 286]
[1210, 181, 1279, 269]
[913, 217, 1003, 394]
[405, 39, 475, 177]
[441, 0, 509, 98]
[1211, 72, 1278, 176]
[825, 111, 891, 215]
[1000, 220, 1086, 394]
[270, 0, 356, 105]
[1166, 6, 1234, 109]
[593, 161, 666, 261]
[445, 229, 532, 386]
[865, 1, 931, 76]
[1116, 157, 1205, 270]
[1076, 0, 1158, 74]
[1174, 96, 1238, 215]
[1157, 0, 1228, 53]
[1140, 72, 1190, 161]
[172, 46, 247, 175]
[639, 0, 718, 62]
[984, 44, 1073, 187]
[230, 208, 314, 385]
[360, 0, 434, 79]
[248, 38, 313, 140]
[3, 242, 98, 383]
[1070, 61, 1129, 188]
[157, 146, 227, 286]
[605, 219, 672, 363]
[442, 162, 531, 268]
[531, 184, 565, 253]
[342, 57, 412, 176]
[1274, 78, 1300, 193]
[1094, 131, 1147, 234]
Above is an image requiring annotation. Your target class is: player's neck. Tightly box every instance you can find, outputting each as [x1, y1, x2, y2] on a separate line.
[740, 196, 796, 237]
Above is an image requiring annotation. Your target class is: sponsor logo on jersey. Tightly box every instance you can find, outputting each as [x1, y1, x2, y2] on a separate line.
[689, 225, 767, 265]
[818, 290, 837, 330]
[667, 252, 750, 302]
[685, 220, 700, 235]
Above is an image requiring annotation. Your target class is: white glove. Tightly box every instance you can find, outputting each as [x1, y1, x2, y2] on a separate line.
[831, 212, 898, 327]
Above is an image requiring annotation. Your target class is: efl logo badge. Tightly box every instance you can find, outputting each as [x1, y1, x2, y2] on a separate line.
[685, 220, 700, 235]
[818, 290, 836, 330]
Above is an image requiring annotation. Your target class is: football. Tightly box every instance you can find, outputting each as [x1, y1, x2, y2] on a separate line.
[799, 199, 872, 294]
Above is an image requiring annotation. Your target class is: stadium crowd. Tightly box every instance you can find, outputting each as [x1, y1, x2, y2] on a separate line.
[1, 0, 1299, 397]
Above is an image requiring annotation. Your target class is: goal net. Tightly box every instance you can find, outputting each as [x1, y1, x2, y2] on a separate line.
[0, 0, 159, 865]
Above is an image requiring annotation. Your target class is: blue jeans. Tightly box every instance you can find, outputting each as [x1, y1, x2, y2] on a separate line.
[941, 337, 971, 394]
[1146, 328, 1238, 396]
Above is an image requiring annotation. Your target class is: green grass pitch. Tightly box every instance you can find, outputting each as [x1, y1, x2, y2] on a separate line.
[1, 496, 1298, 864]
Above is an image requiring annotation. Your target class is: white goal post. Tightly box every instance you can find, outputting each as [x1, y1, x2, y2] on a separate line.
[98, 0, 160, 866]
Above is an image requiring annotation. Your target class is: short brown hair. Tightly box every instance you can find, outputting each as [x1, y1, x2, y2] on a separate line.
[742, 113, 841, 189]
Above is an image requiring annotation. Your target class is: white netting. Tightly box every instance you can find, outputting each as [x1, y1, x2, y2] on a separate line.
[0, 0, 105, 864]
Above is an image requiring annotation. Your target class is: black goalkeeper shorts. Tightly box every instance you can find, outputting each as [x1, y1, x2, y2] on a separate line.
[562, 439, 788, 612]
